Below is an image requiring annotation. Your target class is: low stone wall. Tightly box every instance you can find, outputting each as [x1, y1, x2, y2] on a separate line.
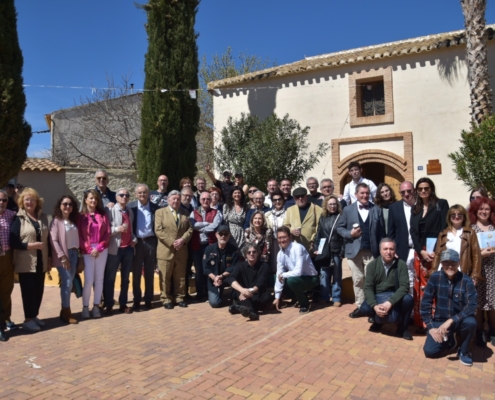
[64, 167, 139, 204]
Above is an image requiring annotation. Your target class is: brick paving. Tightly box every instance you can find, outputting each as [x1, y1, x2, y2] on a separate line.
[1, 283, 494, 399]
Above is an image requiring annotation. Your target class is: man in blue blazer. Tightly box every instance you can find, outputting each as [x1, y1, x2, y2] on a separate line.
[337, 183, 385, 318]
[387, 181, 417, 295]
[128, 183, 160, 311]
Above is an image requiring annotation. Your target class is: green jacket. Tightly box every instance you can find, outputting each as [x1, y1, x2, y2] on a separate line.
[364, 256, 410, 308]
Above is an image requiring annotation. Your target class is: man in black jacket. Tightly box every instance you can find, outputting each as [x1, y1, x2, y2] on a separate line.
[387, 181, 417, 294]
[227, 243, 272, 320]
[203, 225, 240, 308]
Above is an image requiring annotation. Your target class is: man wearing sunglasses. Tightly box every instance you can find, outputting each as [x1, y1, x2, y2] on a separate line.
[320, 178, 347, 209]
[203, 225, 240, 308]
[94, 169, 116, 209]
[205, 164, 234, 204]
[388, 181, 417, 294]
[0, 190, 17, 337]
[104, 188, 137, 315]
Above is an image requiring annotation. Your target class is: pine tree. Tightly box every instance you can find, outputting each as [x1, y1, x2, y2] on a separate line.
[137, 0, 200, 190]
[0, 0, 32, 186]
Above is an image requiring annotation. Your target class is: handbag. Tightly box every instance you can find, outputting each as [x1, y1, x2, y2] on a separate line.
[76, 254, 85, 273]
[374, 263, 401, 324]
[316, 214, 340, 269]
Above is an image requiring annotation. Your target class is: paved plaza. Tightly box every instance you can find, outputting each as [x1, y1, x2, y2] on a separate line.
[1, 283, 494, 399]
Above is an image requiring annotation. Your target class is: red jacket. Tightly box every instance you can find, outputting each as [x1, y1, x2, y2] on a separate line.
[190, 208, 218, 251]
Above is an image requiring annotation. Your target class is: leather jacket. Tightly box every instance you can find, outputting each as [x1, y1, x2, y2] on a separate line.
[313, 213, 344, 257]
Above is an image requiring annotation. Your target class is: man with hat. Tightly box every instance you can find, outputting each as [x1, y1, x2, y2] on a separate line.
[205, 164, 234, 204]
[283, 187, 322, 254]
[421, 249, 477, 366]
[203, 225, 240, 308]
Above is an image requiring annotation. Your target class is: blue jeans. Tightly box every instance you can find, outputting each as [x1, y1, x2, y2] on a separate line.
[56, 248, 79, 308]
[207, 280, 223, 308]
[319, 255, 342, 302]
[360, 293, 413, 333]
[423, 317, 477, 358]
[104, 246, 134, 308]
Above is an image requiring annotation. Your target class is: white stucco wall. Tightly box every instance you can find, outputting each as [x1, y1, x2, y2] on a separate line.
[213, 42, 495, 205]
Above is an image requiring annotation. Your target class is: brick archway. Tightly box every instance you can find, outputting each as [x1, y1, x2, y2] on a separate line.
[331, 132, 413, 194]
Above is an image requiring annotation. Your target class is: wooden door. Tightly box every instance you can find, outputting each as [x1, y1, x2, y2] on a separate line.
[384, 165, 404, 200]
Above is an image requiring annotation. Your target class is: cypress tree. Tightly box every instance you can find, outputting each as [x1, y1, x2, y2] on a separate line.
[0, 1, 32, 186]
[137, 0, 200, 190]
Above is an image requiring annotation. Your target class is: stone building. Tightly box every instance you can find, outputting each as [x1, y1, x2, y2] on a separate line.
[209, 26, 495, 204]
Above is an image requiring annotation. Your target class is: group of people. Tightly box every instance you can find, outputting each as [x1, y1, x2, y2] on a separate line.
[0, 163, 493, 367]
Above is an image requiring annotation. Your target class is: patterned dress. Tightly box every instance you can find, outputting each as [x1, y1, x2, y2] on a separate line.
[223, 204, 246, 250]
[472, 224, 495, 310]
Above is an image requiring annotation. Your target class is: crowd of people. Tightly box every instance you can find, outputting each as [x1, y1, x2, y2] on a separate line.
[0, 163, 493, 367]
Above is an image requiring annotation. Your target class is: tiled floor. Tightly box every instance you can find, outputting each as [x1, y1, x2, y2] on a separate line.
[1, 284, 494, 399]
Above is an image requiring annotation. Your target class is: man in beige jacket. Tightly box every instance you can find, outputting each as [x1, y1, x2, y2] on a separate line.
[155, 190, 193, 309]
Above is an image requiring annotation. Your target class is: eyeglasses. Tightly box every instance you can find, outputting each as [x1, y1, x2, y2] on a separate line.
[272, 198, 283, 202]
[0, 199, 7, 203]
[96, 176, 107, 181]
[218, 232, 229, 237]
[61, 202, 73, 207]
[470, 196, 482, 201]
[201, 198, 211, 201]
[117, 194, 130, 198]
[321, 186, 333, 190]
[254, 197, 263, 201]
[328, 203, 338, 207]
[417, 187, 431, 192]
[182, 194, 192, 198]
[450, 213, 464, 218]
[307, 183, 317, 187]
[210, 193, 219, 197]
[249, 190, 257, 193]
[399, 189, 413, 195]
[246, 251, 258, 255]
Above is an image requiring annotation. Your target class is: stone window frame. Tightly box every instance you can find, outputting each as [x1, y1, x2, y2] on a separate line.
[349, 67, 394, 127]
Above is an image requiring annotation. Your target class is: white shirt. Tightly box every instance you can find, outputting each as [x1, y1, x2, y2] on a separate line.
[136, 201, 153, 238]
[264, 195, 272, 208]
[64, 220, 79, 249]
[357, 202, 370, 222]
[403, 201, 414, 247]
[275, 241, 317, 299]
[343, 177, 377, 205]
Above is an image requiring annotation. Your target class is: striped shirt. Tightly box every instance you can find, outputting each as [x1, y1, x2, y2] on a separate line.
[0, 209, 16, 252]
[420, 270, 477, 329]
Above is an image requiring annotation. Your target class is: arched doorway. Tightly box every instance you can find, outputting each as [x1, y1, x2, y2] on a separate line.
[340, 162, 405, 200]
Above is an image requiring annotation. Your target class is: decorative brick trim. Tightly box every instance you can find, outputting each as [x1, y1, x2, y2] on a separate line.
[331, 132, 413, 192]
[349, 67, 394, 127]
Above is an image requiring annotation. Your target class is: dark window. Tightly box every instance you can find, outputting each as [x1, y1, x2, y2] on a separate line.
[361, 80, 385, 117]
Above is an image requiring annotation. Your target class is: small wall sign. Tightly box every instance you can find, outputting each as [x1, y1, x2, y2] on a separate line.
[418, 166, 423, 171]
[427, 159, 442, 175]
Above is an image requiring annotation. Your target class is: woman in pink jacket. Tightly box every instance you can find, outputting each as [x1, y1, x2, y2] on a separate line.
[49, 195, 80, 324]
[78, 190, 110, 319]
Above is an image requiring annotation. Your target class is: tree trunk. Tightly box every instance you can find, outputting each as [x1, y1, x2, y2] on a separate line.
[461, 0, 492, 125]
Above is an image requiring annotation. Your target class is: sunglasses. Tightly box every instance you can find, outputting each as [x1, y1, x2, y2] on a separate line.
[321, 186, 333, 190]
[399, 189, 413, 195]
[61, 202, 73, 207]
[96, 176, 107, 181]
[249, 190, 257, 193]
[470, 196, 482, 201]
[201, 198, 211, 201]
[295, 195, 305, 199]
[218, 232, 229, 237]
[0, 199, 8, 203]
[117, 194, 130, 198]
[272, 198, 283, 202]
[246, 250, 258, 255]
[417, 187, 431, 192]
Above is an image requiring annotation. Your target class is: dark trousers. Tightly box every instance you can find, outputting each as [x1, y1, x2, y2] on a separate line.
[424, 317, 477, 358]
[104, 246, 134, 308]
[18, 263, 45, 319]
[359, 293, 413, 332]
[0, 250, 14, 323]
[184, 246, 192, 297]
[283, 275, 319, 308]
[235, 291, 273, 314]
[192, 244, 208, 298]
[132, 237, 157, 304]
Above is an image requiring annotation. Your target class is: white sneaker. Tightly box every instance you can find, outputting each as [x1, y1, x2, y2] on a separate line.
[81, 306, 90, 319]
[91, 306, 101, 319]
[33, 318, 45, 327]
[23, 320, 41, 332]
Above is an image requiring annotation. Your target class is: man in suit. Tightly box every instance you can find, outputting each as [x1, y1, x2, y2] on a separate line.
[336, 183, 385, 318]
[283, 187, 322, 254]
[129, 183, 160, 311]
[387, 181, 417, 294]
[155, 190, 193, 309]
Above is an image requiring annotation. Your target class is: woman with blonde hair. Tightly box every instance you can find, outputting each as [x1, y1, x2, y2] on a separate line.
[78, 189, 110, 319]
[10, 188, 50, 332]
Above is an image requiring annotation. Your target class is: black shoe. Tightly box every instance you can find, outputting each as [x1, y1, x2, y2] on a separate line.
[349, 307, 362, 319]
[299, 305, 311, 314]
[368, 316, 374, 323]
[194, 296, 207, 303]
[476, 330, 487, 348]
[164, 303, 174, 310]
[0, 328, 8, 342]
[369, 322, 383, 333]
[237, 305, 259, 320]
[132, 303, 141, 312]
[144, 301, 153, 310]
[229, 305, 240, 315]
[397, 328, 413, 341]
[105, 306, 113, 316]
[178, 302, 188, 308]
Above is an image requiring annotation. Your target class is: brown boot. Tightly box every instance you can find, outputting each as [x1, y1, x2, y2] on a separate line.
[61, 307, 78, 324]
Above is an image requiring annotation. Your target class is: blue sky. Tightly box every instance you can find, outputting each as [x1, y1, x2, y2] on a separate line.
[16, 0, 495, 157]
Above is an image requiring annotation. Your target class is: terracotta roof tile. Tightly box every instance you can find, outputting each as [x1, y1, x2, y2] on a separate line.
[21, 158, 64, 172]
[208, 25, 495, 89]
